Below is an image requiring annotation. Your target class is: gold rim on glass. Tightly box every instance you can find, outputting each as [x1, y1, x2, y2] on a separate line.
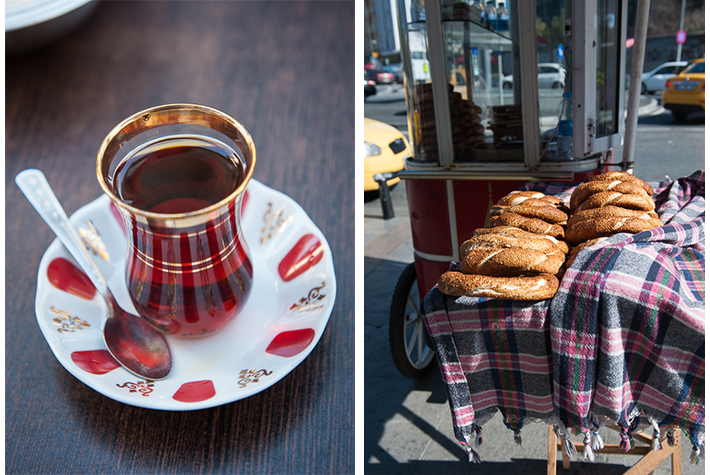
[96, 103, 256, 222]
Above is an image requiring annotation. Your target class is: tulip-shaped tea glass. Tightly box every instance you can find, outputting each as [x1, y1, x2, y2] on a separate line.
[97, 104, 255, 338]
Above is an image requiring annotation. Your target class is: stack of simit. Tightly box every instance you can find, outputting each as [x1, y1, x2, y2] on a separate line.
[414, 83, 485, 162]
[565, 171, 662, 266]
[438, 190, 569, 300]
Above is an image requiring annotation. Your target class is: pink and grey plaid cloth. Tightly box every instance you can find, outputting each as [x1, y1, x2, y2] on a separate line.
[421, 171, 705, 463]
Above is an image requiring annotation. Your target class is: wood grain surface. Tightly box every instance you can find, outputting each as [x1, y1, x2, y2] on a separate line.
[5, 1, 354, 473]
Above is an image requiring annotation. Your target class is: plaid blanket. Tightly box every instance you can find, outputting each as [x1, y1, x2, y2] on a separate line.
[421, 171, 705, 463]
[422, 290, 558, 461]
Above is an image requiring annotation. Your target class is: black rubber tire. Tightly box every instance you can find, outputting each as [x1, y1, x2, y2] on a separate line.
[641, 82, 648, 94]
[671, 110, 688, 121]
[389, 262, 436, 378]
[502, 82, 512, 90]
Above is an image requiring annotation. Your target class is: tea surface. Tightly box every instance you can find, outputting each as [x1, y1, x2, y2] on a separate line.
[116, 136, 244, 214]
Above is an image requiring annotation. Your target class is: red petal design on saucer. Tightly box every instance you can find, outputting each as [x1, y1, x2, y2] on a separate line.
[71, 350, 120, 374]
[240, 189, 249, 218]
[278, 234, 323, 282]
[47, 257, 96, 300]
[109, 201, 126, 235]
[266, 329, 316, 357]
[172, 380, 216, 403]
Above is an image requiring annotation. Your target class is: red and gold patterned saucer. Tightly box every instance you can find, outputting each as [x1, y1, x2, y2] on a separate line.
[34, 180, 336, 410]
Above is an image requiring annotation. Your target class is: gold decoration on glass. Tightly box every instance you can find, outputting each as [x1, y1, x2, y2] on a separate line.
[116, 380, 155, 397]
[289, 282, 327, 313]
[237, 369, 273, 388]
[126, 233, 240, 273]
[78, 220, 110, 260]
[49, 306, 90, 333]
[260, 202, 292, 244]
[96, 103, 256, 230]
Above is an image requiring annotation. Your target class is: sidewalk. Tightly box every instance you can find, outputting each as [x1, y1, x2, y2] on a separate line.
[363, 184, 702, 474]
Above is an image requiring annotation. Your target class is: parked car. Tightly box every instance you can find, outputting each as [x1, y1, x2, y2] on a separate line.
[661, 58, 705, 121]
[363, 118, 411, 192]
[365, 68, 395, 84]
[641, 61, 688, 94]
[382, 64, 404, 83]
[502, 63, 566, 89]
[364, 78, 377, 98]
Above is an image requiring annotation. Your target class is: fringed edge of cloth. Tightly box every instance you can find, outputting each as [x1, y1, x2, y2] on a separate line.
[556, 413, 705, 465]
[455, 414, 704, 465]
[455, 413, 561, 463]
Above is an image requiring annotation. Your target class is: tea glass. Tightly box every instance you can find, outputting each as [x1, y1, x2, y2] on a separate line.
[96, 104, 255, 338]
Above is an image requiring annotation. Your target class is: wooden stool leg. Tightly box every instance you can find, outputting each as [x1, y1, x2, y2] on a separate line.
[671, 428, 682, 475]
[547, 426, 557, 475]
[624, 428, 683, 475]
[562, 440, 571, 470]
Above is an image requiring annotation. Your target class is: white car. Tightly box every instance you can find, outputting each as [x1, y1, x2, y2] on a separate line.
[641, 61, 688, 94]
[502, 63, 566, 89]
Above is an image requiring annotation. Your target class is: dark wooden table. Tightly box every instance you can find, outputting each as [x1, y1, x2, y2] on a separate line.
[5, 2, 354, 473]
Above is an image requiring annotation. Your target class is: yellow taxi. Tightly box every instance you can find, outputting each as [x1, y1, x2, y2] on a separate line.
[364, 118, 411, 192]
[661, 58, 705, 121]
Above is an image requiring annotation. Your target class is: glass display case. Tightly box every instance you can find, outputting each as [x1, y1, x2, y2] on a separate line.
[395, 0, 628, 178]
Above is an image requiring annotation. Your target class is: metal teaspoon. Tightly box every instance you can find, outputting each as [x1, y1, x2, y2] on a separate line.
[16, 169, 172, 380]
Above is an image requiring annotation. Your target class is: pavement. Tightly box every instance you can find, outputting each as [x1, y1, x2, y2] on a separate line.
[363, 98, 703, 474]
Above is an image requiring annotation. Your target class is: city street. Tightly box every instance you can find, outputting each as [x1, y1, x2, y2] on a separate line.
[364, 85, 704, 474]
[631, 103, 705, 183]
[365, 85, 704, 182]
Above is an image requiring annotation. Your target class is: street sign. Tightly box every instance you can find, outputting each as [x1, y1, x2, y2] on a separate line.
[676, 30, 687, 44]
[557, 44, 564, 60]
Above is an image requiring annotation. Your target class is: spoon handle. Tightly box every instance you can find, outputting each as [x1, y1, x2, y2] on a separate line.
[15, 169, 112, 300]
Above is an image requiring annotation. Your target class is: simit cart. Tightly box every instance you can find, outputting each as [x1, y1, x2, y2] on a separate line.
[387, 1, 705, 471]
[388, 0, 637, 378]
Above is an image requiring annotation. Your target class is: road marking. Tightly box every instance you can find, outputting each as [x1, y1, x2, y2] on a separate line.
[646, 107, 667, 116]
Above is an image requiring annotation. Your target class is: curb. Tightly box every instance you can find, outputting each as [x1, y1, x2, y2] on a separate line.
[637, 97, 661, 116]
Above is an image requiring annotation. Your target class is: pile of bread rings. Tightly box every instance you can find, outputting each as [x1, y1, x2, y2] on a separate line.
[565, 171, 661, 267]
[438, 171, 661, 301]
[439, 190, 570, 300]
[413, 82, 485, 162]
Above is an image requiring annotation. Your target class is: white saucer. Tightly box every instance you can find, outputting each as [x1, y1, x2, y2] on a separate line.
[34, 179, 336, 410]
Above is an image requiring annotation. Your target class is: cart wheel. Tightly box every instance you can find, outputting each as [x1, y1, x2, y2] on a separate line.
[389, 263, 436, 378]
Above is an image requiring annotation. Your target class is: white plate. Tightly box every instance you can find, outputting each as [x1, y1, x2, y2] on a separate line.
[5, 0, 93, 31]
[34, 179, 336, 410]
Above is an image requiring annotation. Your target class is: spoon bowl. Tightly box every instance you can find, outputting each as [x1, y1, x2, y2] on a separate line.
[16, 169, 172, 380]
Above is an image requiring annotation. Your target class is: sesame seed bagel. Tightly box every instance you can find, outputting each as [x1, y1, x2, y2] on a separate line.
[497, 191, 565, 209]
[438, 271, 559, 300]
[471, 226, 569, 254]
[575, 190, 656, 213]
[490, 203, 568, 224]
[587, 171, 655, 196]
[567, 205, 659, 227]
[566, 216, 663, 245]
[460, 233, 560, 259]
[490, 212, 566, 239]
[461, 247, 566, 277]
[570, 180, 651, 211]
